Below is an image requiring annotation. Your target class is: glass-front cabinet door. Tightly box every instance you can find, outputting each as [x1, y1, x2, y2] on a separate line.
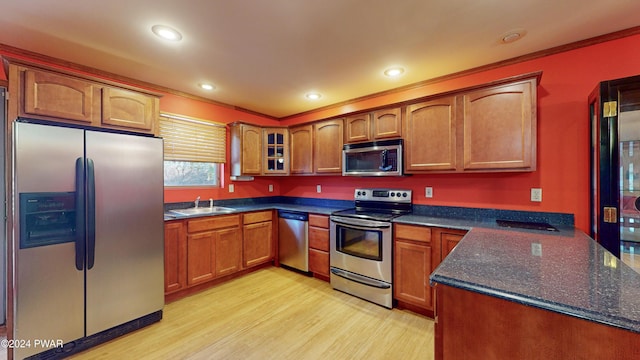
[590, 74, 640, 272]
[263, 128, 289, 175]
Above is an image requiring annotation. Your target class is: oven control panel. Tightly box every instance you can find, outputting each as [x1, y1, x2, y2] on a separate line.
[354, 188, 412, 203]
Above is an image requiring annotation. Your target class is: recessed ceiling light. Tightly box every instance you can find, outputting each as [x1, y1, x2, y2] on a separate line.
[384, 67, 405, 77]
[199, 83, 215, 91]
[305, 92, 322, 100]
[500, 29, 526, 44]
[152, 25, 182, 41]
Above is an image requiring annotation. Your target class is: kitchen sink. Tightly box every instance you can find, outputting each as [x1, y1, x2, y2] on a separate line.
[169, 206, 236, 216]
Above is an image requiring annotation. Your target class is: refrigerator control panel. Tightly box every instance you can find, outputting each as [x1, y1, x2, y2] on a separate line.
[19, 192, 77, 249]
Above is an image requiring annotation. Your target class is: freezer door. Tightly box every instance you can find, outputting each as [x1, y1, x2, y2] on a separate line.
[14, 122, 85, 359]
[85, 131, 164, 336]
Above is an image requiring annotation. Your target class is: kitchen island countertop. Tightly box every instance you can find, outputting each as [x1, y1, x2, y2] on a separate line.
[415, 215, 640, 334]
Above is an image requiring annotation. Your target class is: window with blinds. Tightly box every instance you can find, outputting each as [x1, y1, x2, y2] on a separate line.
[159, 112, 226, 187]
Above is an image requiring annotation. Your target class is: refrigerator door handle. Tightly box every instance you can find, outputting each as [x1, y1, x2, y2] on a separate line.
[87, 158, 96, 270]
[75, 157, 86, 271]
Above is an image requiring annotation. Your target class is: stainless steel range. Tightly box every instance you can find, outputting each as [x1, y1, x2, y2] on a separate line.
[330, 188, 412, 308]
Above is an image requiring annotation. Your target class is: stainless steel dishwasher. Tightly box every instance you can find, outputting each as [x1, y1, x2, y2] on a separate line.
[278, 210, 309, 272]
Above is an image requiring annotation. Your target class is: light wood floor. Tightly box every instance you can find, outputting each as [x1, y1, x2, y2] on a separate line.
[69, 267, 434, 359]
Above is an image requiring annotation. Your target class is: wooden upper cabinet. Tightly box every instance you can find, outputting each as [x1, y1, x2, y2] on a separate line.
[372, 107, 402, 139]
[230, 123, 263, 176]
[462, 79, 536, 171]
[10, 62, 160, 134]
[21, 68, 100, 125]
[263, 128, 289, 175]
[405, 97, 457, 172]
[344, 107, 402, 143]
[102, 87, 157, 132]
[344, 113, 371, 143]
[314, 119, 343, 173]
[289, 124, 314, 174]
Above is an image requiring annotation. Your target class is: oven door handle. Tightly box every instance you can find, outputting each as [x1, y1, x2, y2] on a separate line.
[331, 268, 391, 289]
[330, 216, 391, 229]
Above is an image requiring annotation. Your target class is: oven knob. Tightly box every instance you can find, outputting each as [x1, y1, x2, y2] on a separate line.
[402, 192, 408, 197]
[390, 192, 395, 197]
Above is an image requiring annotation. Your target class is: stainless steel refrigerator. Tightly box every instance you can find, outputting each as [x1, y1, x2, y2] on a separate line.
[13, 121, 164, 359]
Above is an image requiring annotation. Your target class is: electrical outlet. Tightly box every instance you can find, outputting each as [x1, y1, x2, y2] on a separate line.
[229, 184, 235, 193]
[425, 187, 433, 198]
[531, 188, 542, 202]
[316, 185, 322, 193]
[268, 184, 274, 192]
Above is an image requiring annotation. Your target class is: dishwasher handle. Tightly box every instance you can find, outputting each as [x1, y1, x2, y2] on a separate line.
[278, 210, 308, 222]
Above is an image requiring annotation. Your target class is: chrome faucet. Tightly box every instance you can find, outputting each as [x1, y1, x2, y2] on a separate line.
[195, 196, 201, 208]
[209, 198, 214, 208]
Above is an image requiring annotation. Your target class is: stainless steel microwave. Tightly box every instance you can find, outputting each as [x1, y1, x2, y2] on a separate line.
[342, 139, 403, 176]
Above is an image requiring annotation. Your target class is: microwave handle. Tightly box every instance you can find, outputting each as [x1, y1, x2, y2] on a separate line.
[379, 149, 392, 171]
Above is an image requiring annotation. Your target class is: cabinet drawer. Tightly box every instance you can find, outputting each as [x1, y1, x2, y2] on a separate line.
[243, 210, 273, 224]
[309, 214, 329, 228]
[309, 248, 329, 276]
[187, 214, 240, 233]
[395, 224, 432, 243]
[309, 226, 329, 251]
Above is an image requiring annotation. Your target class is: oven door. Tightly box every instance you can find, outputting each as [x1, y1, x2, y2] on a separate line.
[329, 215, 392, 283]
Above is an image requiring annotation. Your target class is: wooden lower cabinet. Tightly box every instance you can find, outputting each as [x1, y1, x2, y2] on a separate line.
[393, 224, 467, 316]
[215, 227, 242, 277]
[242, 211, 275, 268]
[164, 220, 187, 294]
[308, 214, 330, 279]
[187, 231, 216, 286]
[437, 228, 467, 260]
[166, 214, 244, 296]
[394, 224, 434, 313]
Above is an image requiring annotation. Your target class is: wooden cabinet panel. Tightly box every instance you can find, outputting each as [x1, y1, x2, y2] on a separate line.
[289, 124, 314, 174]
[22, 68, 100, 125]
[345, 114, 371, 143]
[230, 123, 262, 176]
[215, 227, 242, 277]
[314, 119, 343, 173]
[12, 63, 159, 134]
[309, 214, 329, 228]
[462, 79, 536, 171]
[263, 128, 289, 174]
[309, 248, 330, 277]
[405, 97, 457, 172]
[187, 231, 216, 286]
[102, 87, 156, 132]
[164, 221, 187, 294]
[372, 107, 402, 139]
[438, 228, 467, 260]
[395, 224, 432, 243]
[243, 210, 273, 224]
[243, 221, 274, 268]
[187, 214, 240, 233]
[308, 214, 330, 279]
[309, 226, 329, 252]
[394, 240, 434, 310]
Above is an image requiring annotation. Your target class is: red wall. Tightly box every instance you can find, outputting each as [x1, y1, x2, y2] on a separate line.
[4, 33, 640, 233]
[279, 34, 640, 233]
[159, 93, 280, 203]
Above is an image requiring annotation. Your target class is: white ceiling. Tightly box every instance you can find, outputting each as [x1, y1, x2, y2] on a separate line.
[1, 0, 639, 118]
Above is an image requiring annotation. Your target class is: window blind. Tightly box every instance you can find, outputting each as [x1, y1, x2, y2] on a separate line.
[159, 112, 226, 163]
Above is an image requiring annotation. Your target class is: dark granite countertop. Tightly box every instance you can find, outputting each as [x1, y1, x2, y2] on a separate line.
[164, 198, 350, 221]
[428, 223, 640, 334]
